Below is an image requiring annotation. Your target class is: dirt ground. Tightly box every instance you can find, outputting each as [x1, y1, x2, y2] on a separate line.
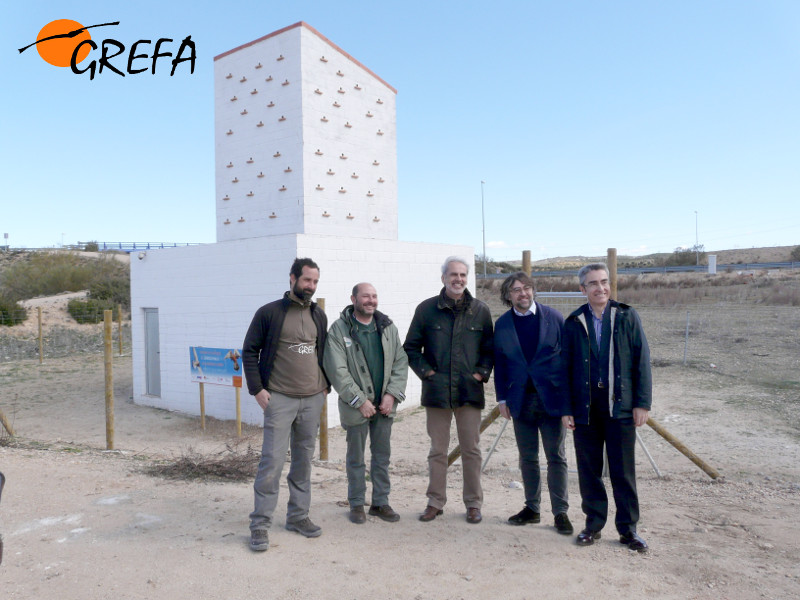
[1, 302, 799, 599]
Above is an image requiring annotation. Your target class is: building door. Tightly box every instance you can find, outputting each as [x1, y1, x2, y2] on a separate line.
[144, 308, 161, 396]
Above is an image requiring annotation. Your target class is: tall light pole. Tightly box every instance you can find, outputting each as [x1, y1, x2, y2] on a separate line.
[695, 210, 699, 266]
[481, 181, 487, 277]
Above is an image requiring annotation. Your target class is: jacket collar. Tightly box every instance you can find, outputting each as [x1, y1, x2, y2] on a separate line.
[340, 305, 392, 335]
[282, 291, 316, 311]
[436, 287, 474, 311]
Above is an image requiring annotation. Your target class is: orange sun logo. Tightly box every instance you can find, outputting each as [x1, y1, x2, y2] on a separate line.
[18, 20, 119, 67]
[35, 19, 92, 67]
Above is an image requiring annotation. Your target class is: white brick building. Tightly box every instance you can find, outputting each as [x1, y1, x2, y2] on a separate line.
[130, 22, 474, 428]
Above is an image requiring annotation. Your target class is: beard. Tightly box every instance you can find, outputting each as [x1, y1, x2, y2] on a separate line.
[293, 281, 314, 301]
[353, 301, 376, 319]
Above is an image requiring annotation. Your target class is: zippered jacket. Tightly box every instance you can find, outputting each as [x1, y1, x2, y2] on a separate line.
[403, 288, 494, 409]
[561, 300, 652, 423]
[242, 292, 328, 397]
[324, 306, 409, 427]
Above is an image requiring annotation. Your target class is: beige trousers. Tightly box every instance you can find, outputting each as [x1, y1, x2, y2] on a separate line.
[424, 406, 483, 510]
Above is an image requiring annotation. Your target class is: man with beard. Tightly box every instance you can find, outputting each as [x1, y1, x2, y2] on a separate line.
[323, 283, 408, 524]
[242, 258, 329, 552]
[493, 272, 572, 535]
[404, 256, 494, 524]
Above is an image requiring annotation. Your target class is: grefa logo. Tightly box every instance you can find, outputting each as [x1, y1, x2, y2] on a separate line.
[18, 19, 196, 80]
[288, 343, 316, 356]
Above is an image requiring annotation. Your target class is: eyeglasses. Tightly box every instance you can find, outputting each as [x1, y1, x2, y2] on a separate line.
[509, 285, 533, 295]
[583, 279, 609, 289]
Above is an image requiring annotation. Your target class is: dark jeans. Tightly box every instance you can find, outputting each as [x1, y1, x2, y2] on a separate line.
[512, 404, 569, 515]
[573, 396, 639, 535]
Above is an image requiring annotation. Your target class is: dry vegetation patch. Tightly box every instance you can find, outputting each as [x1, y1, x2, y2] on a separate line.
[144, 442, 260, 482]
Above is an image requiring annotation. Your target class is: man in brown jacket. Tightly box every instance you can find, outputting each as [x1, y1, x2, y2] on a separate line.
[242, 258, 329, 552]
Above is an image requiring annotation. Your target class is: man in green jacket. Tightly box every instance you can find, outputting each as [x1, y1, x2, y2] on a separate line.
[324, 283, 409, 524]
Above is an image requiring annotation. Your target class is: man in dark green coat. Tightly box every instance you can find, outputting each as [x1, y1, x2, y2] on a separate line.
[404, 257, 493, 525]
[561, 263, 652, 552]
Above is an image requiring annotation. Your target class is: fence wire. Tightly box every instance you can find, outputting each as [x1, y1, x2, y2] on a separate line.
[532, 294, 800, 389]
[2, 301, 799, 390]
[0, 321, 131, 361]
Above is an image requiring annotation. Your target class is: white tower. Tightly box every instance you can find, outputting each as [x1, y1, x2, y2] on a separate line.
[214, 22, 398, 242]
[130, 23, 473, 428]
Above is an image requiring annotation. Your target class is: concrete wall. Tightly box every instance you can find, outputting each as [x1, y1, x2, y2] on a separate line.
[131, 236, 474, 429]
[214, 28, 305, 241]
[298, 25, 398, 240]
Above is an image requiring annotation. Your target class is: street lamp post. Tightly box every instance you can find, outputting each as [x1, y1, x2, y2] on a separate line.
[481, 181, 486, 277]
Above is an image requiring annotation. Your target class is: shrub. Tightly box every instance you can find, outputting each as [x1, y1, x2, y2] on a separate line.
[89, 277, 130, 309]
[661, 245, 706, 267]
[0, 296, 27, 326]
[791, 246, 800, 262]
[0, 252, 128, 302]
[67, 298, 119, 324]
[84, 241, 100, 252]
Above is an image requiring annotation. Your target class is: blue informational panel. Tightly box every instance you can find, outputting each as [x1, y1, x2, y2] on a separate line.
[189, 346, 243, 387]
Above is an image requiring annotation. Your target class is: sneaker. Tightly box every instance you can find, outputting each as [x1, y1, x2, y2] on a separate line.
[508, 506, 540, 526]
[368, 505, 400, 522]
[249, 529, 269, 552]
[554, 513, 574, 535]
[349, 506, 366, 524]
[285, 517, 322, 538]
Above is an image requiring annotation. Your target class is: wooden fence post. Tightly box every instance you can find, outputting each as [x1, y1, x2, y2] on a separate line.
[38, 307, 43, 364]
[317, 297, 328, 460]
[607, 247, 618, 301]
[522, 250, 531, 276]
[647, 417, 721, 479]
[0, 408, 15, 437]
[448, 405, 501, 466]
[117, 303, 123, 356]
[104, 310, 114, 450]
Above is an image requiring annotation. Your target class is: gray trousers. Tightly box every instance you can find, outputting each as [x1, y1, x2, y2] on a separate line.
[343, 414, 393, 508]
[249, 390, 325, 531]
[513, 408, 569, 515]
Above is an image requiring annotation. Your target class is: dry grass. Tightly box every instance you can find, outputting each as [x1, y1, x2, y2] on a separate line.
[478, 270, 800, 307]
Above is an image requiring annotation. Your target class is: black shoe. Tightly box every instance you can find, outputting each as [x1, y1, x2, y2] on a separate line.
[554, 513, 574, 535]
[619, 531, 648, 552]
[249, 529, 269, 552]
[285, 517, 322, 538]
[576, 528, 601, 546]
[369, 505, 400, 522]
[349, 506, 366, 524]
[507, 506, 540, 526]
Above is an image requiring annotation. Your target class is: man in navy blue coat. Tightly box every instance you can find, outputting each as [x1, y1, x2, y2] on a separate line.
[493, 272, 572, 535]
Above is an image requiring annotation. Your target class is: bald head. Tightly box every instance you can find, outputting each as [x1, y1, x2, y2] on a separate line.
[351, 282, 378, 323]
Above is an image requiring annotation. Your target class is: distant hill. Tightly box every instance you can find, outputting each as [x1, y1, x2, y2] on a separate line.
[515, 245, 797, 271]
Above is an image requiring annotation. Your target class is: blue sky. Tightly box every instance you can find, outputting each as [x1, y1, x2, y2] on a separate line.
[3, 1, 798, 260]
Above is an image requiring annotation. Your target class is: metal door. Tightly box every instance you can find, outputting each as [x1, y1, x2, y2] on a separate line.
[144, 308, 161, 396]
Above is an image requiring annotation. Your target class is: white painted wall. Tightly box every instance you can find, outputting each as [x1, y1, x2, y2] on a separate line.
[213, 22, 397, 244]
[131, 236, 474, 428]
[132, 22, 474, 431]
